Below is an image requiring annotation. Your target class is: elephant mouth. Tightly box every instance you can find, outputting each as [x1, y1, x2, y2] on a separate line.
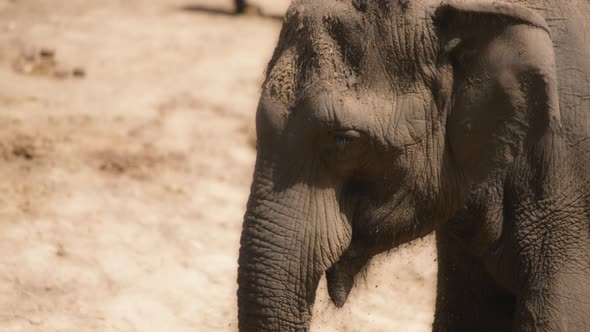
[325, 248, 370, 308]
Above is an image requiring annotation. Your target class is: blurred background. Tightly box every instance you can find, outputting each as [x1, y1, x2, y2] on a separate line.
[0, 0, 437, 331]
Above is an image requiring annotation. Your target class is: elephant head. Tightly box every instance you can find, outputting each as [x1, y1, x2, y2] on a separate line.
[237, 0, 559, 330]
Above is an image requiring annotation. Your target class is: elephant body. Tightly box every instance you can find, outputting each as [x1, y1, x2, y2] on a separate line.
[237, 0, 590, 331]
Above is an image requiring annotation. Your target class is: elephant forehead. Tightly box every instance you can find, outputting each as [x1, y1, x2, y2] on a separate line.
[288, 0, 414, 16]
[286, 0, 357, 24]
[276, 0, 438, 94]
[281, 0, 365, 85]
[261, 0, 438, 141]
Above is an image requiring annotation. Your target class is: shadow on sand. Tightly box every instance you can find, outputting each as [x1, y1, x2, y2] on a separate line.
[178, 5, 283, 21]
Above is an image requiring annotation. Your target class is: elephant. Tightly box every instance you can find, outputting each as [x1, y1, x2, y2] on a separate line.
[237, 0, 590, 331]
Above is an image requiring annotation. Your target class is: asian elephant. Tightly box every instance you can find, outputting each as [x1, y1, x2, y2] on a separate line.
[237, 0, 590, 331]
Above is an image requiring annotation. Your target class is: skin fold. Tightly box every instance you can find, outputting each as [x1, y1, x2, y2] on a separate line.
[237, 0, 590, 331]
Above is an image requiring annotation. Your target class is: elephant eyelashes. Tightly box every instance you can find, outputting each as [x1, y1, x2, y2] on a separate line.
[333, 129, 361, 151]
[324, 129, 364, 172]
[334, 135, 353, 151]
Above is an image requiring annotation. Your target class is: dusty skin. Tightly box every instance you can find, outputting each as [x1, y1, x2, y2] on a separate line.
[0, 1, 435, 331]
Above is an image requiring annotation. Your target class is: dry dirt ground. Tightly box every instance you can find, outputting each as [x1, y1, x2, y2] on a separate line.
[0, 1, 437, 331]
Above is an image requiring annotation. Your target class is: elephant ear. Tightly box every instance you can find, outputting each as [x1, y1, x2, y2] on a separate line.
[433, 1, 560, 182]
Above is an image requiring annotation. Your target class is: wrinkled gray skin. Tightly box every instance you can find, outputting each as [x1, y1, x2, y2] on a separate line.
[237, 0, 590, 331]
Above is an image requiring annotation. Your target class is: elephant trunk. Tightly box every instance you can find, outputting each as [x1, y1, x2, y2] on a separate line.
[237, 165, 352, 331]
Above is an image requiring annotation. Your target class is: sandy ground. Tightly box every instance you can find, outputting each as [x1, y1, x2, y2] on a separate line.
[0, 1, 437, 331]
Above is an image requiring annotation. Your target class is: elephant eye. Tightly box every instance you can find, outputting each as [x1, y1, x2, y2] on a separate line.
[333, 129, 361, 151]
[322, 129, 363, 173]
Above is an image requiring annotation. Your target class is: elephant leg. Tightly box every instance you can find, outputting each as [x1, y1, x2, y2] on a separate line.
[433, 225, 514, 332]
